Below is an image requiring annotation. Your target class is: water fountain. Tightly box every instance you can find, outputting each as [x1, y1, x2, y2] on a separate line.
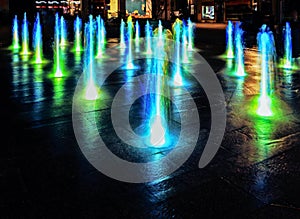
[181, 20, 189, 63]
[60, 15, 67, 47]
[234, 22, 246, 77]
[120, 19, 126, 49]
[283, 22, 293, 69]
[126, 16, 134, 69]
[150, 33, 167, 146]
[145, 20, 153, 54]
[11, 15, 20, 51]
[74, 16, 82, 52]
[173, 19, 183, 85]
[96, 15, 105, 58]
[257, 25, 275, 116]
[33, 13, 43, 64]
[85, 15, 99, 100]
[226, 20, 234, 59]
[187, 18, 194, 51]
[135, 20, 140, 52]
[21, 12, 30, 55]
[54, 13, 63, 77]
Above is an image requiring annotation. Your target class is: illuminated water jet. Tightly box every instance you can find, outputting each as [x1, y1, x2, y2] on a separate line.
[21, 12, 30, 55]
[60, 16, 67, 47]
[11, 15, 20, 51]
[96, 15, 105, 58]
[257, 25, 275, 116]
[126, 16, 134, 69]
[54, 13, 63, 77]
[173, 19, 183, 85]
[145, 20, 153, 54]
[234, 22, 246, 77]
[149, 34, 167, 147]
[226, 20, 234, 59]
[120, 19, 126, 48]
[283, 22, 293, 69]
[33, 13, 43, 64]
[74, 16, 82, 52]
[181, 20, 189, 63]
[187, 18, 194, 51]
[85, 15, 99, 100]
[135, 20, 140, 52]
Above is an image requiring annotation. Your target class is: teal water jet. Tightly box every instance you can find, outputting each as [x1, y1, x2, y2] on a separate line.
[33, 13, 43, 64]
[181, 20, 189, 63]
[96, 15, 105, 58]
[234, 22, 246, 77]
[21, 12, 30, 55]
[85, 15, 99, 100]
[283, 22, 293, 69]
[126, 16, 134, 69]
[149, 25, 169, 147]
[135, 20, 140, 52]
[54, 13, 63, 77]
[145, 20, 153, 54]
[187, 18, 194, 51]
[120, 19, 126, 48]
[173, 19, 183, 85]
[226, 20, 234, 59]
[257, 25, 275, 116]
[11, 15, 20, 51]
[74, 16, 82, 52]
[60, 16, 67, 47]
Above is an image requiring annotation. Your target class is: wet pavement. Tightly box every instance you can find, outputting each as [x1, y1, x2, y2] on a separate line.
[1, 23, 300, 218]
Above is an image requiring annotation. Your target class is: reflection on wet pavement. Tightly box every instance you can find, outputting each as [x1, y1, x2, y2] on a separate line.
[1, 24, 300, 217]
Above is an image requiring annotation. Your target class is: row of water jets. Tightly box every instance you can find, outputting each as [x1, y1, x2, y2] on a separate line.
[225, 21, 294, 117]
[10, 12, 195, 147]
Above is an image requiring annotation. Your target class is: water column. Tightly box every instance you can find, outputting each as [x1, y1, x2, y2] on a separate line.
[96, 15, 104, 58]
[120, 19, 126, 48]
[21, 12, 30, 55]
[33, 13, 43, 64]
[234, 22, 246, 77]
[11, 15, 20, 51]
[181, 20, 189, 63]
[135, 20, 140, 52]
[187, 18, 194, 51]
[85, 15, 99, 100]
[54, 13, 63, 77]
[74, 16, 82, 52]
[126, 16, 134, 69]
[60, 15, 67, 47]
[150, 20, 166, 147]
[145, 20, 153, 54]
[226, 20, 234, 59]
[283, 22, 293, 69]
[173, 19, 183, 85]
[257, 25, 274, 116]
